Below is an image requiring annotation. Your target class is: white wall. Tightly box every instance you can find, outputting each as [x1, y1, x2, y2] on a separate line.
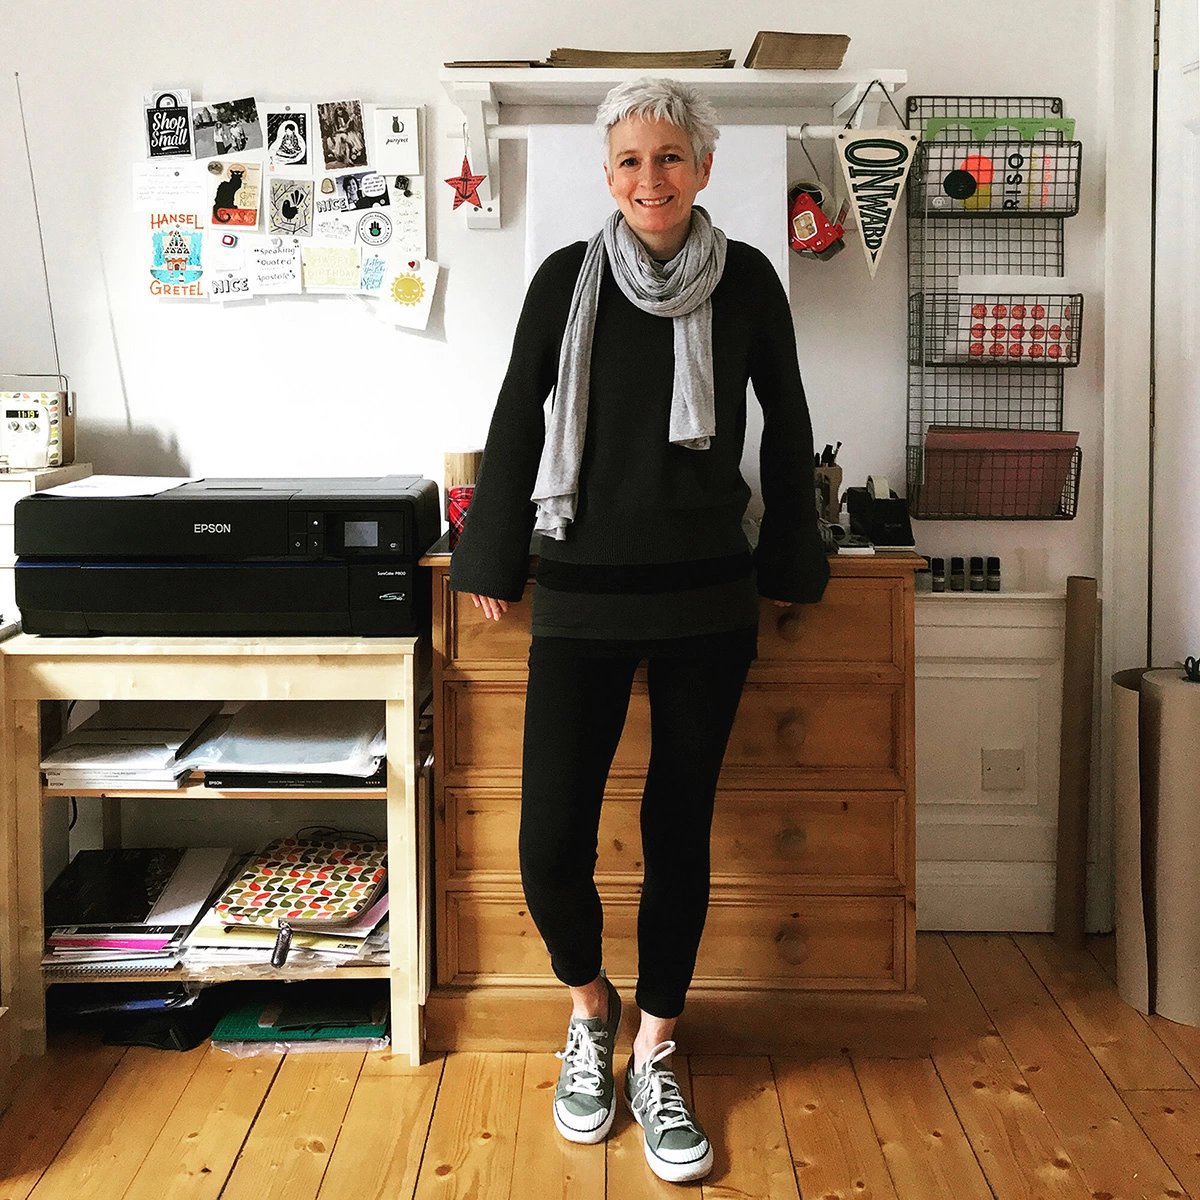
[1153, 0, 1200, 663]
[1, 0, 1108, 594]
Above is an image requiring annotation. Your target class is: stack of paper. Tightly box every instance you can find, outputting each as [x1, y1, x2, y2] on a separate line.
[42, 846, 234, 973]
[41, 701, 221, 789]
[545, 47, 734, 68]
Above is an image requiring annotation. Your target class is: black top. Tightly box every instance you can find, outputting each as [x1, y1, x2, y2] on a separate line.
[448, 237, 829, 638]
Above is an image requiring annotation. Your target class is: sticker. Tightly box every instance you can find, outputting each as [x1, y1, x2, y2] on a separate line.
[357, 212, 392, 246]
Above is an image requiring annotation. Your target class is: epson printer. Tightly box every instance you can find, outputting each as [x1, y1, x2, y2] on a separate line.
[14, 476, 441, 636]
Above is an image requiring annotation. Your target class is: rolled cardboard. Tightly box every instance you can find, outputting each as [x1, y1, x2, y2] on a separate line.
[1140, 670, 1200, 1025]
[1054, 575, 1097, 947]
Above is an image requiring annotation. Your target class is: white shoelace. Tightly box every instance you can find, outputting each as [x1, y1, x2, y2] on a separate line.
[632, 1040, 696, 1132]
[555, 1021, 609, 1097]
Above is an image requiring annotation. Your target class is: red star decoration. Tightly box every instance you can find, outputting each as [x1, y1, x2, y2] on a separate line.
[445, 155, 486, 210]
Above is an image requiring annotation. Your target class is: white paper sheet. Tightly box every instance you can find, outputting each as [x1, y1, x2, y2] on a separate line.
[133, 163, 206, 211]
[525, 125, 788, 287]
[40, 475, 196, 497]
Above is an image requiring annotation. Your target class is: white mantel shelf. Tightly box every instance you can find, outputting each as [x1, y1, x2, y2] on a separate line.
[441, 67, 907, 111]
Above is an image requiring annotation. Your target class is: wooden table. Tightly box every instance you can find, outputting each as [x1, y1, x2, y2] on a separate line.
[0, 634, 427, 1065]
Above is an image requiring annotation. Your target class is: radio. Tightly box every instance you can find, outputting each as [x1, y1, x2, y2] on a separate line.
[0, 387, 75, 470]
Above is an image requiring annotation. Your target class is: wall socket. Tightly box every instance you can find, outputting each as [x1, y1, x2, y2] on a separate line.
[981, 747, 1026, 790]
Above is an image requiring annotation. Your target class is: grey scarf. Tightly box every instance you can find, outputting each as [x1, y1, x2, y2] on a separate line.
[531, 206, 727, 541]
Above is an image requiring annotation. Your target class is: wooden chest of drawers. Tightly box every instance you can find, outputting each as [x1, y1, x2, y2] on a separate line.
[421, 541, 928, 1056]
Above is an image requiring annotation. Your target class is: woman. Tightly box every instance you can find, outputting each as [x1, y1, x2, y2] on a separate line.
[448, 77, 828, 1184]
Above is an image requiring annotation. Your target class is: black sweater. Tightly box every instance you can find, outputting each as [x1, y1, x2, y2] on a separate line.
[448, 238, 829, 621]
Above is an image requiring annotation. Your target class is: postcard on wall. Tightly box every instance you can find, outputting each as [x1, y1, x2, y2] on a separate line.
[317, 100, 368, 172]
[355, 210, 394, 252]
[145, 90, 194, 159]
[302, 243, 361, 291]
[192, 97, 263, 158]
[263, 102, 313, 175]
[249, 235, 303, 294]
[373, 107, 421, 175]
[375, 256, 439, 329]
[386, 176, 426, 259]
[208, 161, 261, 228]
[133, 162, 206, 211]
[359, 251, 388, 295]
[335, 170, 390, 211]
[149, 212, 205, 298]
[269, 178, 314, 236]
[313, 177, 355, 242]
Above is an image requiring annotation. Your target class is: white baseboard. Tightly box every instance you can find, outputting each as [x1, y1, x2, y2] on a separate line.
[917, 860, 1055, 932]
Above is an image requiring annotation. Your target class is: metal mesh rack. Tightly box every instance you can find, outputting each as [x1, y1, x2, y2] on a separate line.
[905, 96, 1083, 521]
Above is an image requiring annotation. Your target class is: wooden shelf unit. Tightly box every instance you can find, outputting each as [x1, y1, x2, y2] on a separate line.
[0, 634, 427, 1065]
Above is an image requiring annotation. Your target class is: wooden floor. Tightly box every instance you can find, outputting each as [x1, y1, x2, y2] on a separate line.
[3, 932, 1200, 1199]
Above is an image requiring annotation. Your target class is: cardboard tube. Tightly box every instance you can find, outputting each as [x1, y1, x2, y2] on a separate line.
[1055, 575, 1098, 947]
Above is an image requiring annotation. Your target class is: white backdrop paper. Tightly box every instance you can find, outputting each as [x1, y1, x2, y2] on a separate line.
[525, 125, 787, 286]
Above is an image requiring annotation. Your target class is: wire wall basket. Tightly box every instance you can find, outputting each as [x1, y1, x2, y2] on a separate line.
[908, 293, 1083, 368]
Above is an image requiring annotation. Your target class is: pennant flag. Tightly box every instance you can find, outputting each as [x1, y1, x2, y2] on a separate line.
[835, 129, 920, 278]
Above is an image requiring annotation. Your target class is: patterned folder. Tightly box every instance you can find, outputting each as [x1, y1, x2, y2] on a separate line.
[214, 837, 387, 929]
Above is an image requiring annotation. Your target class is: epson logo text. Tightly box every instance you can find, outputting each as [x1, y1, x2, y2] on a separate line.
[194, 523, 232, 534]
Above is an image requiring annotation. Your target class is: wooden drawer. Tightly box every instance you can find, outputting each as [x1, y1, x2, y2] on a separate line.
[441, 575, 534, 669]
[757, 580, 900, 668]
[441, 787, 904, 889]
[440, 890, 904, 990]
[442, 679, 903, 788]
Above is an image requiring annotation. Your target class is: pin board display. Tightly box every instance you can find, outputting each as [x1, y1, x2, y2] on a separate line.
[134, 92, 438, 330]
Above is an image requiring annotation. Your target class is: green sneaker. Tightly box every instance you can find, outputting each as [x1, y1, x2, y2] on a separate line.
[624, 1040, 713, 1182]
[552, 972, 622, 1143]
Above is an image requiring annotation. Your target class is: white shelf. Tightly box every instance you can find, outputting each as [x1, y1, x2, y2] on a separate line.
[441, 67, 907, 111]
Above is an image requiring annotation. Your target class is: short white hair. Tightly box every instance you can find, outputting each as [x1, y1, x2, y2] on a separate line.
[595, 77, 720, 166]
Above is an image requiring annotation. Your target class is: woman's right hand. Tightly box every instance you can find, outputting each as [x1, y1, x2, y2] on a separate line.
[471, 595, 509, 621]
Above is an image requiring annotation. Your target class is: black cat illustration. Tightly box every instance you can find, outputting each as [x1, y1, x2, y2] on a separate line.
[213, 169, 244, 222]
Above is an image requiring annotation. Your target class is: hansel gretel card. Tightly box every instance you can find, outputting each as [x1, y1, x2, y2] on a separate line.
[263, 103, 313, 175]
[209, 161, 261, 228]
[375, 256, 439, 329]
[373, 107, 421, 175]
[145, 90, 194, 158]
[317, 99, 368, 172]
[192, 98, 263, 158]
[149, 213, 204, 299]
[269, 178, 314, 236]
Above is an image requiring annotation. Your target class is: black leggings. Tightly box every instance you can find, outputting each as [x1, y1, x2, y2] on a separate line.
[518, 639, 752, 1019]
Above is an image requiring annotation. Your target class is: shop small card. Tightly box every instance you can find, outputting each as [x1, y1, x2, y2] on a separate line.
[208, 160, 261, 228]
[269, 178, 314, 236]
[263, 102, 313, 175]
[317, 99, 368, 171]
[192, 97, 263, 158]
[376, 256, 438, 329]
[302, 243, 361, 291]
[145, 89, 194, 158]
[373, 107, 421, 175]
[249, 235, 303, 294]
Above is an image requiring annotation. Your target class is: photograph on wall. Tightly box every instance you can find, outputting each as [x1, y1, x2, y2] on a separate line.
[373, 107, 421, 175]
[334, 170, 390, 211]
[149, 212, 204, 298]
[192, 97, 263, 158]
[209, 161, 261, 227]
[317, 99, 368, 171]
[269, 177, 314, 236]
[264, 102, 312, 174]
[144, 89, 194, 159]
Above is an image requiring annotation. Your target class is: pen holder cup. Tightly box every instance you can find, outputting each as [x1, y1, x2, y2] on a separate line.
[814, 465, 843, 524]
[448, 485, 475, 549]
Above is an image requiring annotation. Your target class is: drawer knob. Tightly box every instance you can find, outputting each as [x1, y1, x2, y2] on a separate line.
[775, 608, 805, 642]
[774, 928, 809, 965]
[776, 710, 807, 754]
[775, 827, 807, 858]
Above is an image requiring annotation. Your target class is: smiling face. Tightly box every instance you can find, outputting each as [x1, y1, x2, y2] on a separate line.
[604, 116, 713, 260]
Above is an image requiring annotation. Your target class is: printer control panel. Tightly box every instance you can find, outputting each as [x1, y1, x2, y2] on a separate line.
[287, 508, 408, 558]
